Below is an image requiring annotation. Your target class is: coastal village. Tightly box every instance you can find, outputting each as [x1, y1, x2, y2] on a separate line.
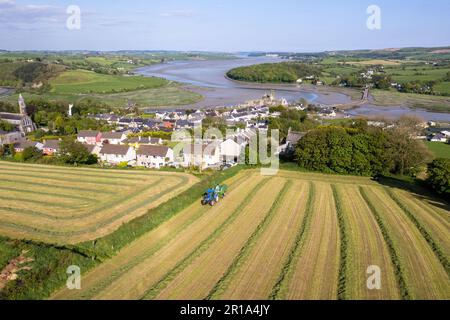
[1, 93, 449, 170]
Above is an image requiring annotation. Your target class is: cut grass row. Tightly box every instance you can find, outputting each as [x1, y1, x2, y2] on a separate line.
[0, 176, 188, 243]
[269, 182, 315, 300]
[0, 162, 162, 181]
[359, 186, 411, 299]
[152, 178, 286, 300]
[335, 185, 400, 299]
[361, 186, 450, 299]
[210, 181, 309, 300]
[0, 177, 168, 226]
[385, 189, 450, 277]
[51, 170, 254, 299]
[88, 174, 268, 300]
[4, 167, 244, 300]
[332, 185, 348, 300]
[284, 182, 340, 300]
[0, 170, 141, 187]
[206, 180, 293, 299]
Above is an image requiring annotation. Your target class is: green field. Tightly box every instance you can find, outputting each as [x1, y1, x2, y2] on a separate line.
[370, 89, 450, 112]
[425, 142, 450, 159]
[2, 84, 202, 108]
[434, 82, 450, 95]
[49, 69, 167, 94]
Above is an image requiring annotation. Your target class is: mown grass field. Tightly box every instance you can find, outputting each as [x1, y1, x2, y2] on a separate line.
[51, 169, 450, 300]
[0, 161, 198, 244]
[49, 69, 167, 94]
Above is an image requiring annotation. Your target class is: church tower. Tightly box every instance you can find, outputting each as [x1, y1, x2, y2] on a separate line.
[18, 94, 27, 115]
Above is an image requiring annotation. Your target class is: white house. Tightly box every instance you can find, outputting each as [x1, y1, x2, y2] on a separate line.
[100, 131, 127, 145]
[99, 144, 136, 165]
[430, 134, 448, 142]
[219, 139, 242, 164]
[136, 145, 174, 169]
[182, 143, 220, 169]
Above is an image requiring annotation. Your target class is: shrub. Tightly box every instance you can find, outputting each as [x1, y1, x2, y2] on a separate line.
[427, 158, 450, 201]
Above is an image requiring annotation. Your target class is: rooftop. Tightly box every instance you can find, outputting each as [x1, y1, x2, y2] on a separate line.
[99, 144, 131, 155]
[137, 145, 169, 157]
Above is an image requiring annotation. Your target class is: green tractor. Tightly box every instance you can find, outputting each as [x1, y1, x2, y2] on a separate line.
[201, 184, 228, 206]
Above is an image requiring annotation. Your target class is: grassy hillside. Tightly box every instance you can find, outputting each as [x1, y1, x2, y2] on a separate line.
[50, 69, 167, 94]
[0, 61, 65, 87]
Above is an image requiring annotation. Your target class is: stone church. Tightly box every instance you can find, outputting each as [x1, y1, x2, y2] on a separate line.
[0, 94, 36, 134]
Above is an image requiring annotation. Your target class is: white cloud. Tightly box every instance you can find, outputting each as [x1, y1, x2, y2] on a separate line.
[160, 10, 194, 18]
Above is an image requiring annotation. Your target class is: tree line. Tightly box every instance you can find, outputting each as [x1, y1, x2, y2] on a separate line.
[294, 118, 433, 177]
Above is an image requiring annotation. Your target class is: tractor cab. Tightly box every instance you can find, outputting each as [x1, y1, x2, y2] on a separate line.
[201, 185, 228, 206]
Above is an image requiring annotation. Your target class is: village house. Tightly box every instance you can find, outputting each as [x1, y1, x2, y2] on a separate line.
[136, 145, 174, 169]
[429, 133, 448, 142]
[77, 130, 101, 145]
[100, 131, 127, 145]
[42, 139, 61, 156]
[13, 140, 44, 153]
[318, 108, 337, 118]
[99, 144, 136, 165]
[123, 136, 163, 147]
[176, 120, 195, 130]
[0, 130, 22, 146]
[284, 129, 307, 153]
[182, 143, 221, 169]
[219, 139, 242, 164]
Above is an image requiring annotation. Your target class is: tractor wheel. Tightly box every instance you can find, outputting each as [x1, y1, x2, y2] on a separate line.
[210, 200, 216, 206]
[201, 200, 206, 205]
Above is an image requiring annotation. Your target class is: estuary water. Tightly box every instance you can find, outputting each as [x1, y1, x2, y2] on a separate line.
[136, 56, 450, 121]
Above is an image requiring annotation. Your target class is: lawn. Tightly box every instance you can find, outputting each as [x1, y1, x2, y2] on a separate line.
[425, 141, 450, 159]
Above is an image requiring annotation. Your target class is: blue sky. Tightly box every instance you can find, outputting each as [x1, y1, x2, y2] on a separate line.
[1, 0, 449, 51]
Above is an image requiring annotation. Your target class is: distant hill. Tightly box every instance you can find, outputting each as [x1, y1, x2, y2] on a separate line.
[227, 62, 322, 83]
[0, 61, 65, 87]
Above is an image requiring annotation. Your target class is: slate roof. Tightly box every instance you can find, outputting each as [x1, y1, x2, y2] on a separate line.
[101, 132, 124, 140]
[77, 130, 99, 138]
[99, 144, 131, 155]
[137, 145, 169, 157]
[43, 140, 61, 150]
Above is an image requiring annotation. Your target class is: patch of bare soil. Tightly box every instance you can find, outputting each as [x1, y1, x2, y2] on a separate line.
[0, 250, 34, 291]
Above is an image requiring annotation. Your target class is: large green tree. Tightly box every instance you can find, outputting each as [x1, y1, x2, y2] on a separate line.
[427, 159, 450, 201]
[58, 139, 98, 165]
